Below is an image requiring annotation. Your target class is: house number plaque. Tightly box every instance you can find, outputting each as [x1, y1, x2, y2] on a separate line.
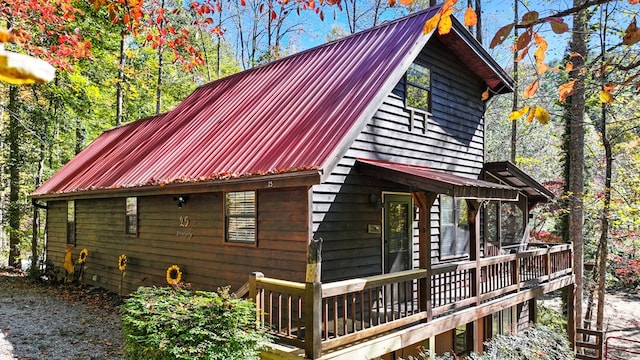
[176, 216, 193, 240]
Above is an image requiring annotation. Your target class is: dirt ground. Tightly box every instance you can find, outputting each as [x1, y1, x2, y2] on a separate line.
[0, 268, 638, 360]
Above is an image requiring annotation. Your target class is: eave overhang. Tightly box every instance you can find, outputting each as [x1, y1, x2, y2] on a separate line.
[357, 159, 519, 201]
[30, 169, 322, 201]
[483, 161, 554, 205]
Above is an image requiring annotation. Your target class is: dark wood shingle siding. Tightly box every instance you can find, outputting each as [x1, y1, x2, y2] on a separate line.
[46, 187, 309, 295]
[315, 38, 488, 281]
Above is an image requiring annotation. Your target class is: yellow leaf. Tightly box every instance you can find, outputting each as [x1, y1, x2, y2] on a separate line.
[464, 6, 477, 27]
[0, 50, 55, 85]
[508, 106, 530, 121]
[599, 90, 614, 104]
[524, 79, 539, 98]
[423, 14, 441, 34]
[438, 13, 453, 35]
[558, 80, 576, 102]
[534, 106, 551, 124]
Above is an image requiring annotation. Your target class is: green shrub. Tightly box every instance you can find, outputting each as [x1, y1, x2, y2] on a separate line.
[405, 325, 573, 360]
[473, 325, 574, 360]
[120, 286, 271, 360]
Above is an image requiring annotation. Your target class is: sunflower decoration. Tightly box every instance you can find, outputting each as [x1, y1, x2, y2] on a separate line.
[118, 254, 128, 272]
[166, 265, 182, 286]
[77, 248, 89, 264]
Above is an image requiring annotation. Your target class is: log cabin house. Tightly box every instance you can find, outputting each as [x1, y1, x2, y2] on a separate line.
[31, 5, 575, 359]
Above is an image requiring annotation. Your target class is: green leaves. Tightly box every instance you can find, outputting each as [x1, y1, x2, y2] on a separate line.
[121, 286, 271, 360]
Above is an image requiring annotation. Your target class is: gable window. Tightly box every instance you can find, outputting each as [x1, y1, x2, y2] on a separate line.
[225, 191, 256, 244]
[440, 194, 469, 259]
[67, 200, 76, 246]
[125, 197, 138, 235]
[405, 62, 431, 111]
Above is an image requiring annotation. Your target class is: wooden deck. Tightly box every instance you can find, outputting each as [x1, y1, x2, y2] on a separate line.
[249, 244, 574, 359]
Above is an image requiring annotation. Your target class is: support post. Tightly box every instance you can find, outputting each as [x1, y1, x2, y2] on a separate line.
[567, 283, 576, 351]
[305, 281, 322, 359]
[249, 272, 264, 324]
[305, 238, 323, 358]
[413, 192, 436, 321]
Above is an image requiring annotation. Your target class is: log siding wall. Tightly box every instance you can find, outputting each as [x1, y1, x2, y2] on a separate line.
[46, 187, 309, 295]
[315, 38, 487, 282]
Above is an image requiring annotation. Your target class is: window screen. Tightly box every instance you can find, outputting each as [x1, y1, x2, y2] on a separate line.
[125, 197, 137, 235]
[225, 191, 256, 243]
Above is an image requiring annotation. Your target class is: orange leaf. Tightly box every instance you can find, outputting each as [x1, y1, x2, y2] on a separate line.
[558, 80, 576, 102]
[570, 52, 583, 58]
[604, 83, 614, 92]
[631, 0, 640, 4]
[423, 14, 441, 34]
[388, 0, 396, 6]
[521, 11, 539, 26]
[481, 88, 489, 101]
[565, 61, 573, 72]
[0, 30, 14, 43]
[526, 107, 535, 123]
[524, 79, 539, 98]
[515, 46, 530, 62]
[490, 23, 514, 49]
[399, 0, 412, 5]
[464, 6, 477, 27]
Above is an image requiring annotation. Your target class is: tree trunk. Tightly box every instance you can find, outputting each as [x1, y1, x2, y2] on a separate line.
[155, 0, 165, 115]
[510, 0, 519, 163]
[569, 0, 588, 328]
[7, 85, 21, 269]
[596, 107, 612, 330]
[116, 32, 126, 126]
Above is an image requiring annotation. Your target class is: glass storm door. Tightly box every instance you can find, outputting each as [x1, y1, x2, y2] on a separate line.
[383, 194, 413, 274]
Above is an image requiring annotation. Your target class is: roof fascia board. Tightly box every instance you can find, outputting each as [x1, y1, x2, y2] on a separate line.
[30, 170, 321, 201]
[318, 29, 437, 183]
[449, 19, 514, 93]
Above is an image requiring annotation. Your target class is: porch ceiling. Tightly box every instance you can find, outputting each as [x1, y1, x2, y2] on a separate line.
[483, 161, 555, 205]
[356, 159, 519, 201]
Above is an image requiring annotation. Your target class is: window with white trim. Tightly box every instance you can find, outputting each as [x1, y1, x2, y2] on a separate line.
[225, 191, 256, 244]
[125, 197, 138, 235]
[67, 200, 76, 246]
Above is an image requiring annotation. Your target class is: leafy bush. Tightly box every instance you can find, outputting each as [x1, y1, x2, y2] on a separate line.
[120, 286, 271, 360]
[537, 305, 567, 333]
[405, 325, 573, 360]
[609, 254, 640, 289]
[473, 325, 573, 360]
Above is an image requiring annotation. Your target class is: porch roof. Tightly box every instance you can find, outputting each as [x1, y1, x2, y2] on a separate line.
[483, 161, 555, 205]
[356, 159, 519, 200]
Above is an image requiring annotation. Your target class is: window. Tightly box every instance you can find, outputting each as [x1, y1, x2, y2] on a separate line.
[125, 197, 138, 235]
[454, 323, 473, 356]
[225, 191, 256, 244]
[67, 200, 75, 246]
[440, 194, 469, 259]
[405, 62, 431, 111]
[491, 307, 513, 337]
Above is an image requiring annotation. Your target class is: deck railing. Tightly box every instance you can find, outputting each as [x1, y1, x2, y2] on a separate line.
[249, 244, 573, 359]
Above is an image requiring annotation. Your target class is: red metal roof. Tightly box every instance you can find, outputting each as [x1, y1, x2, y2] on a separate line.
[33, 6, 511, 198]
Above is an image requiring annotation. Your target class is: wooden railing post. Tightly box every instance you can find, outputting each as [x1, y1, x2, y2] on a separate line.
[249, 272, 264, 324]
[304, 281, 322, 359]
[514, 257, 521, 292]
[546, 250, 553, 281]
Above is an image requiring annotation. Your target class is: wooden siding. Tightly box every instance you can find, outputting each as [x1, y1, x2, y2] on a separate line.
[315, 37, 488, 282]
[45, 187, 310, 295]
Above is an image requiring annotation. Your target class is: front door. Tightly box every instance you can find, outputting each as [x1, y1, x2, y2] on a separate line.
[383, 194, 413, 274]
